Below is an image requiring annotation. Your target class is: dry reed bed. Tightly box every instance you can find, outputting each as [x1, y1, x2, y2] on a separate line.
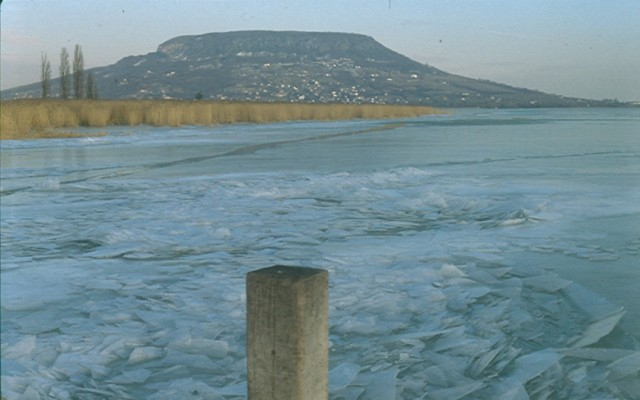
[0, 99, 440, 140]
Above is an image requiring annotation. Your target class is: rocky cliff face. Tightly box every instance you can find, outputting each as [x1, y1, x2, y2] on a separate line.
[1, 31, 613, 107]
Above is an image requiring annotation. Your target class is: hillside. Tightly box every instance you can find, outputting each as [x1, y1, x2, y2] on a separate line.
[0, 31, 623, 107]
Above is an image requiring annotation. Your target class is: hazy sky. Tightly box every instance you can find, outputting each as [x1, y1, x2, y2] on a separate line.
[2, 0, 639, 101]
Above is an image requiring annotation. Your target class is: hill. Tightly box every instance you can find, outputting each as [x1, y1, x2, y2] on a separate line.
[0, 31, 625, 107]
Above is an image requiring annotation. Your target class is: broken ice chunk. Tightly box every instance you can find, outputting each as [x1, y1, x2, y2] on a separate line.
[215, 381, 246, 396]
[329, 362, 360, 391]
[423, 365, 448, 387]
[128, 346, 164, 364]
[167, 334, 229, 358]
[466, 268, 498, 284]
[492, 277, 523, 300]
[2, 335, 36, 359]
[607, 351, 640, 381]
[109, 368, 152, 384]
[332, 386, 365, 400]
[18, 386, 42, 400]
[357, 367, 399, 400]
[522, 274, 572, 293]
[477, 298, 511, 324]
[428, 381, 485, 400]
[84, 278, 123, 291]
[484, 266, 512, 279]
[567, 365, 588, 383]
[507, 348, 562, 384]
[161, 349, 218, 370]
[146, 378, 218, 400]
[569, 309, 626, 348]
[467, 346, 503, 378]
[562, 347, 636, 362]
[52, 353, 91, 384]
[465, 285, 492, 300]
[334, 315, 380, 335]
[564, 282, 624, 321]
[439, 263, 467, 279]
[496, 383, 529, 400]
[15, 310, 65, 335]
[432, 337, 491, 356]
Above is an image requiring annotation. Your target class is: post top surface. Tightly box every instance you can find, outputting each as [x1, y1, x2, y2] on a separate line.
[248, 265, 327, 280]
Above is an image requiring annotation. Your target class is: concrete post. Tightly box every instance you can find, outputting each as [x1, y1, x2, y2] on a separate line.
[246, 265, 328, 400]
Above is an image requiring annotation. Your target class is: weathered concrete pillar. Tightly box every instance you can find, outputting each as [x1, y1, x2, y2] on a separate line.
[246, 265, 329, 400]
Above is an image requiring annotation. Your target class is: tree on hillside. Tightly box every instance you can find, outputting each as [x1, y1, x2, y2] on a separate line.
[59, 47, 71, 99]
[40, 53, 51, 98]
[73, 44, 84, 98]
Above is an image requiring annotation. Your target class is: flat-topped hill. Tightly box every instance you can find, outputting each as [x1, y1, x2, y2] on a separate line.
[1, 31, 624, 107]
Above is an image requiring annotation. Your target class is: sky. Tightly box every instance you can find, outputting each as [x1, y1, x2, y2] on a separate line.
[1, 0, 639, 101]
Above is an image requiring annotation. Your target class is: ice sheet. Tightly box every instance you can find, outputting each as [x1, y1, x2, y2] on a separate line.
[2, 111, 639, 399]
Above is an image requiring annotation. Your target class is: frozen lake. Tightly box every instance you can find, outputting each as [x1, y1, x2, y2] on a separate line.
[2, 108, 639, 399]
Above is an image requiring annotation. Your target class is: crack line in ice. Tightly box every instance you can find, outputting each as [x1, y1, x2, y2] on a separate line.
[49, 122, 406, 186]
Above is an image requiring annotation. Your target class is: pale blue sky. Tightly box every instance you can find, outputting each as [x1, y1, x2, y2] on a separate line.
[2, 0, 639, 101]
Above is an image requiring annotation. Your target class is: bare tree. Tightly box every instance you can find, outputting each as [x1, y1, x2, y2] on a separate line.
[59, 47, 71, 99]
[86, 71, 98, 99]
[40, 53, 51, 98]
[73, 44, 84, 98]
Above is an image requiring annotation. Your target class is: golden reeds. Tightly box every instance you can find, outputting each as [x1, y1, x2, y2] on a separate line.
[0, 99, 441, 140]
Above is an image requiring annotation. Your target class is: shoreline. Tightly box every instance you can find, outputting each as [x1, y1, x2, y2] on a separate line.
[0, 99, 442, 140]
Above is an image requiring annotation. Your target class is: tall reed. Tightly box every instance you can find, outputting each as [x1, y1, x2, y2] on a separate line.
[0, 99, 441, 140]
